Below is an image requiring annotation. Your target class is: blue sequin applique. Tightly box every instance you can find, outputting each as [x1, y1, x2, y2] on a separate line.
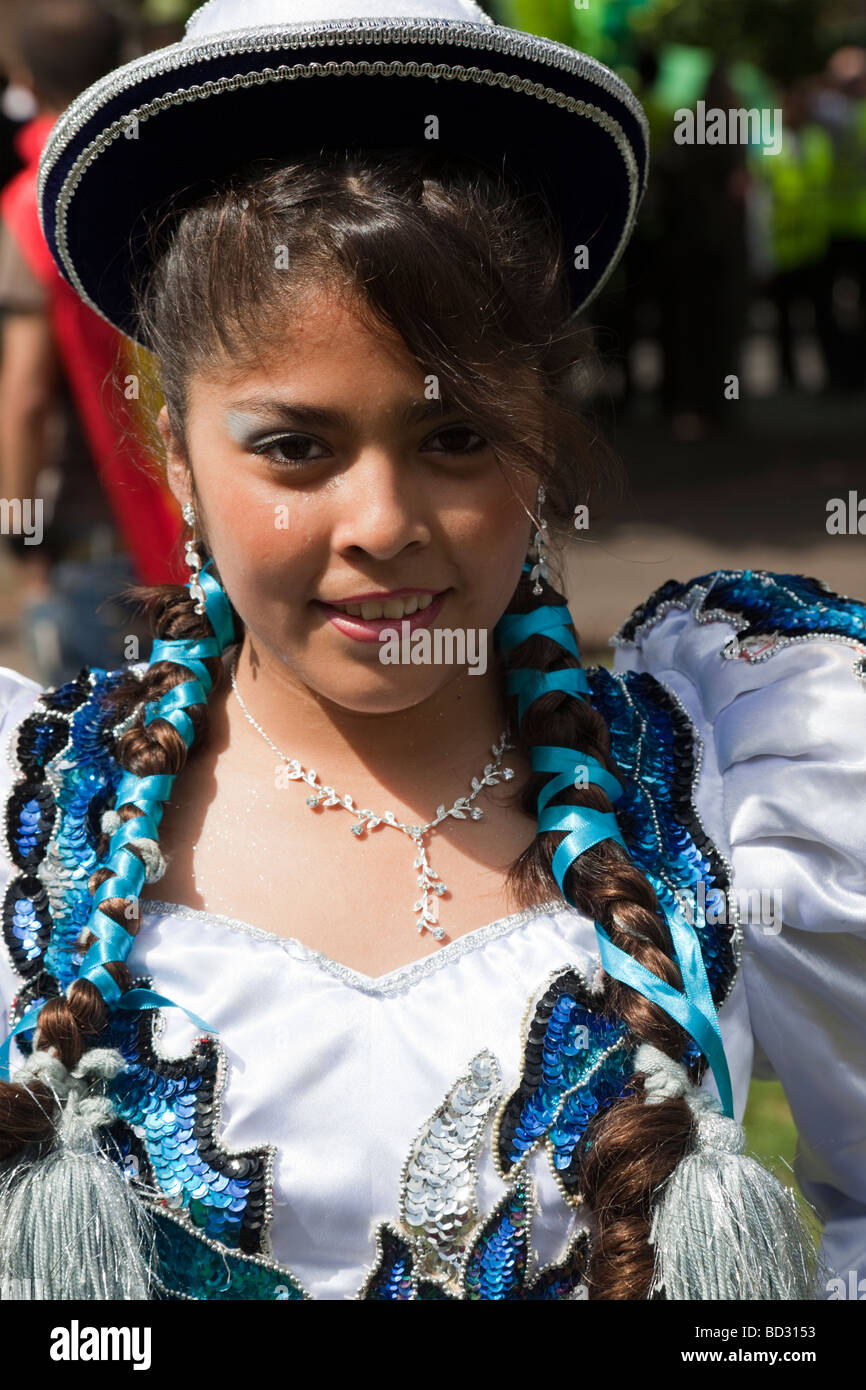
[2, 667, 105, 1037]
[0, 629, 750, 1297]
[362, 1047, 592, 1300]
[0, 667, 308, 1300]
[495, 967, 635, 1203]
[586, 663, 740, 1010]
[612, 568, 866, 681]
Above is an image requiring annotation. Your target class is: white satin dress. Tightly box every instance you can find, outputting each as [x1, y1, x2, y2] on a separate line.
[1, 571, 864, 1300]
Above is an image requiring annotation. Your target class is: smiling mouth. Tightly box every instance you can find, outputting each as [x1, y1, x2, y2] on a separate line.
[325, 593, 438, 620]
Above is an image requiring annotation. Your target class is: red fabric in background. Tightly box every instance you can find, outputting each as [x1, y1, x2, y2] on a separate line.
[0, 113, 184, 586]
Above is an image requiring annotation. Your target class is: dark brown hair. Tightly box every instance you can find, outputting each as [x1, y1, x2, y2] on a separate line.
[3, 149, 695, 1297]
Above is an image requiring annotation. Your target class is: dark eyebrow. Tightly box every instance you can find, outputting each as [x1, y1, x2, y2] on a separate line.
[225, 397, 454, 429]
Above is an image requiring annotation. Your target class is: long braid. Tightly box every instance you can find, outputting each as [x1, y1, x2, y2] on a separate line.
[86, 581, 231, 938]
[501, 567, 696, 1299]
[0, 557, 236, 1156]
[1, 556, 812, 1299]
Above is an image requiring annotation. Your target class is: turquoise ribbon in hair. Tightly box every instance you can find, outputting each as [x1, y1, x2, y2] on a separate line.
[0, 558, 236, 1080]
[493, 579, 734, 1119]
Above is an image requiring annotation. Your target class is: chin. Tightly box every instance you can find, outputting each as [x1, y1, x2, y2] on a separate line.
[309, 667, 464, 716]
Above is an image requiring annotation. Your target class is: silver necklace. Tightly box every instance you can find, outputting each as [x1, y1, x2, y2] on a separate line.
[229, 653, 515, 941]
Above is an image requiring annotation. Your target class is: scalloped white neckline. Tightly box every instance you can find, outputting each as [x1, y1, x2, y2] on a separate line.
[137, 895, 580, 997]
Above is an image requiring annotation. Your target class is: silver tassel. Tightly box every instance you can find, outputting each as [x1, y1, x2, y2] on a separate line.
[0, 1045, 157, 1300]
[636, 1044, 820, 1300]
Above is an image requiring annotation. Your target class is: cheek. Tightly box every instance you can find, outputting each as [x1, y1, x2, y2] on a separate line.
[206, 483, 327, 589]
[404, 494, 529, 647]
[458, 482, 530, 588]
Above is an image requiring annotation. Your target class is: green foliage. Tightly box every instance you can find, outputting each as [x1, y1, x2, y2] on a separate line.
[494, 0, 847, 81]
[491, 0, 577, 47]
[631, 0, 826, 83]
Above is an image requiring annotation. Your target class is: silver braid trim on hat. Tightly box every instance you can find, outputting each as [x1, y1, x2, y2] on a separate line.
[39, 18, 648, 196]
[47, 60, 639, 339]
[38, 22, 647, 341]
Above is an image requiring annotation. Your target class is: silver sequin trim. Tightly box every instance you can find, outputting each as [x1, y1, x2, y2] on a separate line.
[40, 18, 648, 185]
[137, 895, 570, 997]
[609, 568, 866, 685]
[399, 1048, 502, 1288]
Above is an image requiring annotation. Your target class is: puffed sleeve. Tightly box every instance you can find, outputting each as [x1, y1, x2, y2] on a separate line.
[610, 571, 866, 1295]
[0, 664, 45, 1059]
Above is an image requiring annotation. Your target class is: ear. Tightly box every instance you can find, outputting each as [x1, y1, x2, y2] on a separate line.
[157, 405, 192, 513]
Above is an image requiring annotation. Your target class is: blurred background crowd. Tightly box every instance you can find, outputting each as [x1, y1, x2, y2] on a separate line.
[0, 0, 862, 685]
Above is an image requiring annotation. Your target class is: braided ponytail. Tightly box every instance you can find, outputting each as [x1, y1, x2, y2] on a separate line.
[0, 546, 247, 1296]
[87, 576, 236, 964]
[0, 556, 238, 1156]
[1, 545, 815, 1300]
[500, 566, 698, 1299]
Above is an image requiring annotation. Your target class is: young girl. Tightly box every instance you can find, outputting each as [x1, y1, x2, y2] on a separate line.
[0, 0, 864, 1301]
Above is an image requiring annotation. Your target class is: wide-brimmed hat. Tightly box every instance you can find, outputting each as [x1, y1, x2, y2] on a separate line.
[37, 0, 649, 350]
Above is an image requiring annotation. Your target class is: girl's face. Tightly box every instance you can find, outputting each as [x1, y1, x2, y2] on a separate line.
[160, 284, 536, 714]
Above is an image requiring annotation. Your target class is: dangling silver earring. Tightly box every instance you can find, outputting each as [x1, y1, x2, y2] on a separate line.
[528, 484, 549, 597]
[181, 502, 206, 616]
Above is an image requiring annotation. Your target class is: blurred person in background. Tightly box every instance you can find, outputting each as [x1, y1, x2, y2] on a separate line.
[592, 46, 669, 416]
[0, 0, 183, 688]
[748, 78, 834, 392]
[0, 65, 26, 194]
[656, 60, 750, 441]
[815, 46, 866, 392]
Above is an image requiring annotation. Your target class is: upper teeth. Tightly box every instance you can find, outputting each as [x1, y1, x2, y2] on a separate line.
[332, 594, 435, 619]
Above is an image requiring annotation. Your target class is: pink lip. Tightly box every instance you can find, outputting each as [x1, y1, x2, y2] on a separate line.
[318, 589, 449, 643]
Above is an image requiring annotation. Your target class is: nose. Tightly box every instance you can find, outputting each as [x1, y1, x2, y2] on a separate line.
[330, 449, 432, 561]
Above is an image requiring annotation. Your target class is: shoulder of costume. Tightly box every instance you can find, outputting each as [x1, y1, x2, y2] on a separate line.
[601, 567, 866, 922]
[607, 567, 866, 683]
[593, 564, 866, 958]
[577, 568, 864, 1023]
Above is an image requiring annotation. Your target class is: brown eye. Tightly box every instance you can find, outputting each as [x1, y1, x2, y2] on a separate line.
[252, 434, 330, 466]
[423, 426, 486, 454]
